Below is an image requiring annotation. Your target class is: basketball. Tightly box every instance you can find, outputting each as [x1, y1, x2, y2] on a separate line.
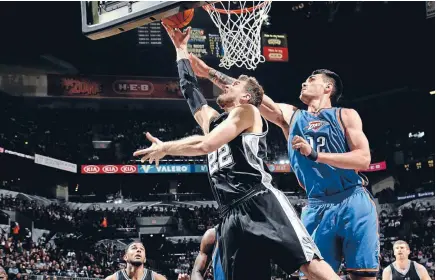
[162, 9, 194, 29]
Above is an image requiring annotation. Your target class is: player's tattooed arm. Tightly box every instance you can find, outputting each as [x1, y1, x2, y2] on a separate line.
[207, 68, 236, 90]
[188, 53, 236, 90]
[188, 53, 296, 136]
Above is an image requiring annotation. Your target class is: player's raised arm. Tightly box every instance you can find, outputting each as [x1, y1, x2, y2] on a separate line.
[189, 53, 296, 136]
[162, 22, 219, 134]
[191, 228, 216, 280]
[260, 94, 297, 137]
[133, 104, 256, 164]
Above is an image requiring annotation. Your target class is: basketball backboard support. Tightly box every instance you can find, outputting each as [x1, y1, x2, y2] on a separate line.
[81, 1, 211, 40]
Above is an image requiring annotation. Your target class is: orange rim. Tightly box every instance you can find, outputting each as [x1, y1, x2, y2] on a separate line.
[202, 1, 270, 15]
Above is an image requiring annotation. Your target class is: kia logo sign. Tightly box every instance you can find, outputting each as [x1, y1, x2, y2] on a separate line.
[121, 165, 137, 173]
[113, 80, 154, 95]
[83, 165, 100, 174]
[102, 165, 118, 173]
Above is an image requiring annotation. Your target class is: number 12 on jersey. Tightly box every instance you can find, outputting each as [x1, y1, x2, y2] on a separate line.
[208, 144, 234, 175]
[307, 136, 326, 153]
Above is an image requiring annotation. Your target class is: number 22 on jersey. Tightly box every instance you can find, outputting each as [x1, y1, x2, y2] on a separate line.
[208, 144, 234, 175]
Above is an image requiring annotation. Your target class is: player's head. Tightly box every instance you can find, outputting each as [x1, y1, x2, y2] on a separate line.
[123, 241, 146, 267]
[300, 69, 343, 105]
[217, 75, 264, 109]
[393, 240, 410, 261]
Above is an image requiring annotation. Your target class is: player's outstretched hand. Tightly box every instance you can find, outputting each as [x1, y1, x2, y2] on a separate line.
[162, 22, 191, 49]
[188, 53, 210, 78]
[291, 135, 312, 157]
[133, 132, 166, 166]
[177, 273, 190, 280]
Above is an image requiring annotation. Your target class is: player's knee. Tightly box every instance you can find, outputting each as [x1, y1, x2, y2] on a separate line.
[348, 270, 377, 280]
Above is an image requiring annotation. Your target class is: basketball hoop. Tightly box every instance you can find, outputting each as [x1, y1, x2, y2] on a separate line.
[202, 1, 272, 70]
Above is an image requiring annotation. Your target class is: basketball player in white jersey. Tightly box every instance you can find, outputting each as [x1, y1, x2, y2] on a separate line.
[382, 240, 431, 280]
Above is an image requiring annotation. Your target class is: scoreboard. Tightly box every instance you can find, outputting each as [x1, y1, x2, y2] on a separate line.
[137, 22, 163, 46]
[136, 25, 224, 59]
[136, 25, 288, 64]
[187, 28, 224, 59]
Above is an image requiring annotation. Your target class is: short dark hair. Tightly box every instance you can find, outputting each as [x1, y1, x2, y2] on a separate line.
[238, 75, 264, 107]
[124, 241, 144, 254]
[312, 69, 343, 103]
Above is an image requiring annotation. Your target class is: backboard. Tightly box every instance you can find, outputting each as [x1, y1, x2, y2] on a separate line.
[81, 1, 211, 40]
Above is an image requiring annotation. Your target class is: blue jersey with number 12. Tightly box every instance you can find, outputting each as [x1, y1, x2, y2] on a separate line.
[288, 108, 363, 198]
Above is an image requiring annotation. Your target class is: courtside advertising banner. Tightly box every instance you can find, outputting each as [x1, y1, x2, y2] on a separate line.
[81, 165, 138, 174]
[81, 162, 388, 175]
[47, 75, 214, 100]
[35, 154, 77, 173]
[138, 164, 193, 174]
[364, 161, 387, 172]
[267, 164, 291, 173]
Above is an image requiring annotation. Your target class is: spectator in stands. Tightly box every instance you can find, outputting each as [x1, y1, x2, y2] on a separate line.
[0, 266, 8, 280]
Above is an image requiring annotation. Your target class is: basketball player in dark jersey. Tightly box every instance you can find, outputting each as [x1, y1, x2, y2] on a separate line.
[104, 241, 167, 280]
[382, 240, 431, 280]
[134, 23, 340, 280]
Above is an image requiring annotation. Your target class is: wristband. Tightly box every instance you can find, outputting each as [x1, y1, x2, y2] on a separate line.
[307, 148, 318, 161]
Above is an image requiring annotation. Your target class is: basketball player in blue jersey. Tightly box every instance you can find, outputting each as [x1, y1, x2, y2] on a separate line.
[135, 23, 341, 280]
[188, 54, 379, 280]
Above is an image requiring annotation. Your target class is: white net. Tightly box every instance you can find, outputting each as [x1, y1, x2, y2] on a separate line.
[203, 1, 272, 70]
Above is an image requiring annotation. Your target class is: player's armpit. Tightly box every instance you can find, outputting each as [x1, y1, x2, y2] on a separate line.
[200, 105, 256, 153]
[381, 267, 391, 280]
[194, 105, 220, 134]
